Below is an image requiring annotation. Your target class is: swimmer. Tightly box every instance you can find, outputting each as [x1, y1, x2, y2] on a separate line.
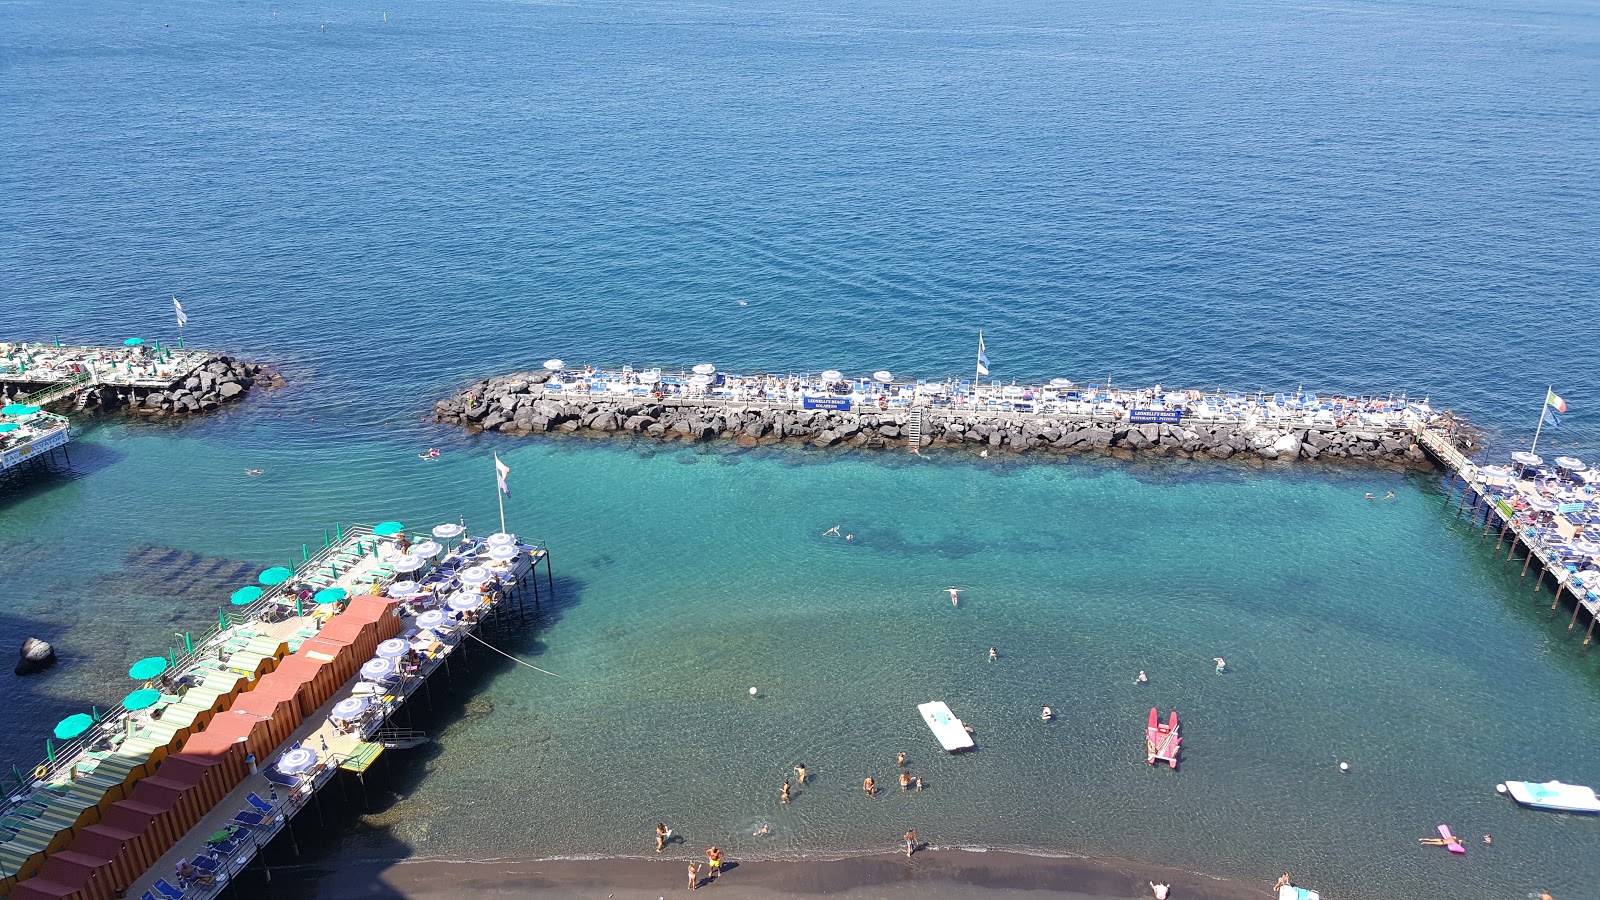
[418, 448, 440, 459]
[794, 763, 807, 785]
[781, 780, 791, 803]
[755, 823, 770, 836]
[1273, 874, 1291, 891]
[1150, 882, 1170, 900]
[1214, 657, 1226, 673]
[845, 533, 853, 541]
[896, 751, 906, 767]
[1482, 834, 1491, 845]
[245, 469, 263, 476]
[863, 776, 876, 796]
[1385, 490, 1395, 499]
[899, 771, 911, 791]
[948, 587, 962, 606]
[738, 301, 749, 306]
[1041, 705, 1053, 721]
[1364, 492, 1375, 500]
[1136, 670, 1148, 684]
[823, 526, 841, 537]
[980, 449, 989, 458]
[989, 646, 997, 662]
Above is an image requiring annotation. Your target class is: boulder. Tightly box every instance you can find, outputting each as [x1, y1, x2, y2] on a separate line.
[218, 382, 244, 399]
[16, 637, 55, 676]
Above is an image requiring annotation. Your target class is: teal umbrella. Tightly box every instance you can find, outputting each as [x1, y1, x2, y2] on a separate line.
[230, 586, 264, 605]
[373, 521, 405, 536]
[122, 689, 161, 711]
[2, 404, 40, 416]
[53, 714, 93, 740]
[258, 566, 294, 586]
[128, 656, 168, 680]
[0, 423, 17, 433]
[313, 587, 348, 604]
[123, 337, 144, 346]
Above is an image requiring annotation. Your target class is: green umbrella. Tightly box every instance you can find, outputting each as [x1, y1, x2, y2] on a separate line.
[122, 689, 161, 711]
[258, 566, 294, 586]
[313, 587, 348, 604]
[373, 521, 405, 536]
[53, 714, 93, 740]
[2, 404, 40, 416]
[230, 585, 264, 605]
[0, 423, 17, 433]
[123, 337, 145, 346]
[128, 656, 168, 680]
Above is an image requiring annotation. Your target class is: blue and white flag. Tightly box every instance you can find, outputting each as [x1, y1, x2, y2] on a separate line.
[976, 331, 990, 377]
[495, 454, 511, 498]
[1543, 407, 1562, 428]
[173, 296, 187, 327]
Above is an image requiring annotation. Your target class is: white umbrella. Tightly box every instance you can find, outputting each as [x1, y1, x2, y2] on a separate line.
[459, 566, 492, 586]
[1512, 451, 1543, 467]
[873, 371, 893, 384]
[693, 363, 716, 375]
[486, 532, 517, 546]
[411, 540, 442, 558]
[638, 371, 660, 384]
[1555, 456, 1587, 471]
[1002, 386, 1025, 397]
[387, 580, 420, 598]
[544, 359, 564, 371]
[689, 374, 714, 387]
[820, 370, 843, 382]
[392, 554, 426, 574]
[449, 593, 484, 613]
[431, 523, 464, 540]
[416, 609, 448, 630]
[1050, 378, 1074, 388]
[489, 544, 519, 562]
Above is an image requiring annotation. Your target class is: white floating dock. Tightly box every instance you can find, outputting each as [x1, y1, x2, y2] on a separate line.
[918, 700, 975, 751]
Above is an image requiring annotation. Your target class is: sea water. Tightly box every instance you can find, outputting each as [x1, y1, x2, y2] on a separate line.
[2, 0, 1597, 898]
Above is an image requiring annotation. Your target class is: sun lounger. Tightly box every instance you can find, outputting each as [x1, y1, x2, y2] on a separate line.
[231, 810, 265, 827]
[246, 792, 273, 814]
[153, 878, 186, 900]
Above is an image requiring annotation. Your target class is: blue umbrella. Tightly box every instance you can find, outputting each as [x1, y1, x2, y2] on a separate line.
[448, 593, 484, 613]
[376, 638, 409, 659]
[123, 338, 145, 347]
[53, 714, 94, 740]
[1, 404, 40, 416]
[230, 586, 263, 606]
[331, 696, 370, 721]
[431, 523, 464, 540]
[123, 689, 161, 711]
[459, 566, 492, 586]
[0, 423, 18, 433]
[277, 747, 317, 775]
[388, 580, 420, 598]
[373, 521, 405, 536]
[416, 609, 447, 630]
[393, 554, 426, 574]
[313, 587, 348, 604]
[128, 656, 168, 680]
[258, 567, 294, 586]
[361, 657, 398, 681]
[1512, 451, 1543, 467]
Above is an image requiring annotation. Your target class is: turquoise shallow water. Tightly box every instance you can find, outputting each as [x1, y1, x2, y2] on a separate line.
[2, 0, 1599, 898]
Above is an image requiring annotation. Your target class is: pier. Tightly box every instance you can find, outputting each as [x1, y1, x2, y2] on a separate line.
[435, 364, 1454, 465]
[0, 407, 71, 480]
[1, 521, 552, 900]
[0, 342, 276, 418]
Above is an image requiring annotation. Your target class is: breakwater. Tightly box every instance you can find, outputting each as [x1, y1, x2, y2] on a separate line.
[434, 367, 1460, 467]
[1, 342, 281, 417]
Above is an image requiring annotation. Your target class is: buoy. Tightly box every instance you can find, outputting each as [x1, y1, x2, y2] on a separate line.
[749, 687, 758, 696]
[1339, 762, 1350, 773]
[1495, 783, 1508, 794]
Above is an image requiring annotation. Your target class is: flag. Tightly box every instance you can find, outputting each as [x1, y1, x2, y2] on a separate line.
[1543, 408, 1562, 428]
[976, 332, 990, 377]
[173, 297, 187, 327]
[495, 454, 511, 498]
[1547, 390, 1567, 414]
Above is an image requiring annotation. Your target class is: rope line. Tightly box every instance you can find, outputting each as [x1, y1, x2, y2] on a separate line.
[466, 631, 561, 677]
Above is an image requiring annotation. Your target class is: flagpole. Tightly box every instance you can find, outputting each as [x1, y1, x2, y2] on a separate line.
[1530, 384, 1552, 452]
[973, 330, 981, 407]
[496, 458, 507, 534]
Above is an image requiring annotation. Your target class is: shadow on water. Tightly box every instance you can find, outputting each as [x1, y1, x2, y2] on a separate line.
[0, 440, 126, 507]
[227, 574, 588, 899]
[0, 605, 82, 779]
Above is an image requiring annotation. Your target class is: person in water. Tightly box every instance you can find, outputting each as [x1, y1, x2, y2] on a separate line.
[655, 823, 668, 852]
[781, 780, 791, 803]
[794, 763, 807, 785]
[1385, 490, 1395, 499]
[899, 771, 911, 791]
[1041, 705, 1053, 721]
[863, 776, 876, 796]
[905, 829, 917, 858]
[896, 751, 906, 767]
[914, 775, 924, 791]
[823, 526, 841, 537]
[1214, 657, 1226, 673]
[989, 647, 998, 662]
[1137, 670, 1148, 683]
[948, 587, 961, 606]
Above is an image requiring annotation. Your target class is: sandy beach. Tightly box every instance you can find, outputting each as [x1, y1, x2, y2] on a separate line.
[305, 849, 1272, 900]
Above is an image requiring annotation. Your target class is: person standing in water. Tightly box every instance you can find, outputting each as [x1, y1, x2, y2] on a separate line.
[899, 771, 912, 791]
[1214, 657, 1226, 673]
[989, 647, 997, 662]
[896, 751, 906, 767]
[655, 823, 668, 853]
[781, 780, 791, 803]
[1040, 705, 1053, 721]
[1136, 670, 1148, 684]
[795, 763, 808, 785]
[863, 776, 876, 796]
[905, 829, 918, 857]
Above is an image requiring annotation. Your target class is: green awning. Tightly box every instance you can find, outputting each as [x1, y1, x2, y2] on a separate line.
[123, 338, 145, 346]
[313, 587, 348, 604]
[0, 423, 18, 433]
[128, 656, 169, 680]
[122, 689, 161, 711]
[373, 521, 405, 536]
[2, 404, 40, 416]
[53, 713, 94, 740]
[230, 585, 264, 605]
[258, 566, 294, 586]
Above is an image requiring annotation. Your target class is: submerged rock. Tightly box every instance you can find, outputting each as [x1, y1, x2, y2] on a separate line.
[15, 637, 56, 676]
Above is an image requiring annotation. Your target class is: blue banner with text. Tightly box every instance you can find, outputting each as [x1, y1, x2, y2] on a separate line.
[1128, 409, 1183, 424]
[803, 396, 853, 411]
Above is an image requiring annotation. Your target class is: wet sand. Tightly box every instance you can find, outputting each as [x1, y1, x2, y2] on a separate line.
[308, 849, 1272, 899]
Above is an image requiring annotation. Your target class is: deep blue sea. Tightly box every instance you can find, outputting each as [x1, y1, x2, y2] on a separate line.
[2, 1, 1597, 898]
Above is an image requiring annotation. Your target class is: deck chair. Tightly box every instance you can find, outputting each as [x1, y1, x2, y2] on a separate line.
[245, 792, 273, 814]
[153, 879, 186, 900]
[232, 810, 265, 827]
[263, 768, 298, 788]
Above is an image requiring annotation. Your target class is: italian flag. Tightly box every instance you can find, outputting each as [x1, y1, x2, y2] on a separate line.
[1547, 390, 1567, 413]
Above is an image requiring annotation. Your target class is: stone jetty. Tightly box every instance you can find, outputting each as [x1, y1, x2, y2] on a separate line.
[0, 347, 282, 417]
[434, 368, 1454, 466]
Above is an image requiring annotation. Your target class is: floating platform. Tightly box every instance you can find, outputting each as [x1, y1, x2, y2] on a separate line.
[918, 701, 975, 752]
[1145, 708, 1180, 769]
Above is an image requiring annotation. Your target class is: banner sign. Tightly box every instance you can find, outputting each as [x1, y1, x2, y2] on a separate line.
[804, 396, 852, 411]
[0, 426, 69, 470]
[1128, 409, 1182, 424]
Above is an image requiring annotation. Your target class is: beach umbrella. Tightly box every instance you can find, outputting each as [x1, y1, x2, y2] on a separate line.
[123, 338, 144, 347]
[376, 638, 409, 660]
[373, 521, 405, 536]
[489, 544, 519, 562]
[543, 359, 564, 372]
[638, 371, 660, 384]
[416, 609, 448, 630]
[331, 696, 371, 721]
[230, 586, 263, 606]
[276, 747, 317, 776]
[392, 554, 426, 574]
[258, 566, 293, 586]
[431, 522, 465, 540]
[122, 689, 161, 712]
[128, 656, 168, 680]
[388, 580, 420, 598]
[1003, 385, 1026, 397]
[873, 371, 893, 384]
[820, 370, 843, 382]
[1527, 497, 1560, 512]
[360, 657, 398, 681]
[459, 566, 492, 586]
[1050, 378, 1074, 388]
[693, 363, 716, 375]
[688, 374, 714, 387]
[1479, 465, 1512, 480]
[448, 593, 484, 613]
[1, 404, 40, 416]
[1511, 451, 1543, 467]
[1555, 456, 1587, 472]
[1571, 539, 1600, 558]
[486, 532, 516, 546]
[53, 714, 94, 741]
[313, 587, 348, 605]
[0, 423, 17, 433]
[411, 540, 442, 558]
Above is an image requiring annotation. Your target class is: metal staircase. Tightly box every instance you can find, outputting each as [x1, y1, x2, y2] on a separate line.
[905, 407, 924, 451]
[375, 727, 430, 750]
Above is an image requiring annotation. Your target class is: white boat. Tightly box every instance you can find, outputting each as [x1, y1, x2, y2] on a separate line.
[1278, 885, 1320, 900]
[1498, 780, 1600, 813]
[917, 701, 975, 752]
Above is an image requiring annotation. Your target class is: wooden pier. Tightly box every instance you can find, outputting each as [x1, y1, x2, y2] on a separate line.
[2, 522, 553, 900]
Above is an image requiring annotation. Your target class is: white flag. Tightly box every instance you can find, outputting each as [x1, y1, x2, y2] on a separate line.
[173, 296, 188, 327]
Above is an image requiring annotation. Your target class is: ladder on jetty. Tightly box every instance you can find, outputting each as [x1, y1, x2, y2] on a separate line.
[18, 370, 97, 409]
[905, 407, 924, 452]
[1410, 416, 1473, 475]
[375, 726, 430, 750]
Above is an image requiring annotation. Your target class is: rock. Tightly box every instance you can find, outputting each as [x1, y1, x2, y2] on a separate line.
[814, 430, 842, 447]
[16, 637, 55, 676]
[1271, 433, 1301, 457]
[218, 382, 244, 399]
